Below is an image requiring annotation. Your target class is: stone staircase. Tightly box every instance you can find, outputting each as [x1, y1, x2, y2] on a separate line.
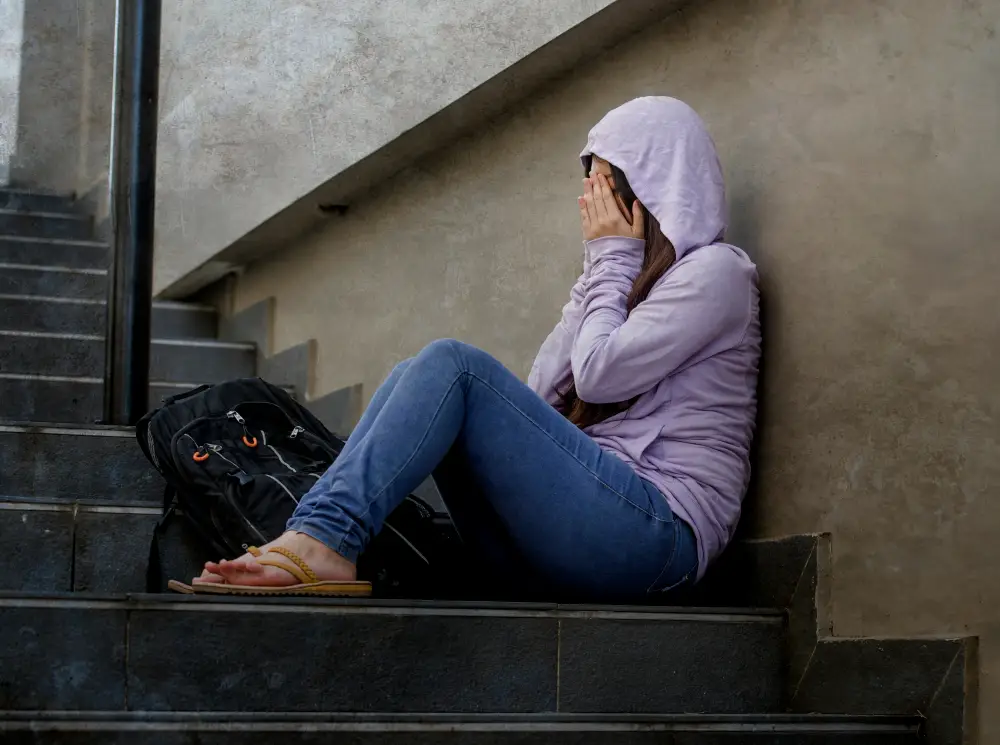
[0, 188, 971, 743]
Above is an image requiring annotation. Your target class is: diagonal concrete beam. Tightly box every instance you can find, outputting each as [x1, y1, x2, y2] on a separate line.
[155, 0, 689, 298]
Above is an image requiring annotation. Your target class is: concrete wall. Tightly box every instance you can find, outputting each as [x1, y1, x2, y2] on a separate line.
[7, 0, 115, 198]
[152, 0, 680, 296]
[230, 0, 1000, 737]
[0, 0, 25, 183]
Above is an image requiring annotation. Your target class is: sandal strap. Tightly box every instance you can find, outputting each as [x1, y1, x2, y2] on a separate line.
[257, 546, 319, 584]
[247, 546, 263, 558]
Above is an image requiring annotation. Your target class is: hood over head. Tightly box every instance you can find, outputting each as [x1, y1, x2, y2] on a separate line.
[580, 96, 727, 260]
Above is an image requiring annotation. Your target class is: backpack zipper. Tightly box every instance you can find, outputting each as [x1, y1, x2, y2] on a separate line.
[205, 442, 244, 471]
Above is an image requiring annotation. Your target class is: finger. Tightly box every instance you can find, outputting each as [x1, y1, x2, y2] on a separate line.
[631, 200, 645, 239]
[592, 174, 610, 222]
[582, 178, 599, 224]
[578, 196, 590, 229]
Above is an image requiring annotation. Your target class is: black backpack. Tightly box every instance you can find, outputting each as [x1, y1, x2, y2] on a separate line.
[136, 377, 465, 597]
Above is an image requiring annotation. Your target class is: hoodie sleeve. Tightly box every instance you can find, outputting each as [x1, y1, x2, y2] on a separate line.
[527, 249, 591, 405]
[571, 237, 751, 404]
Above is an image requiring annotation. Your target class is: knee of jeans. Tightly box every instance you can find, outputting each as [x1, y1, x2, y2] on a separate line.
[420, 339, 497, 381]
[387, 358, 414, 380]
[421, 338, 473, 367]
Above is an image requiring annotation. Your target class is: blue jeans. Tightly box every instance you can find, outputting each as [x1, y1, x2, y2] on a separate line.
[287, 339, 698, 601]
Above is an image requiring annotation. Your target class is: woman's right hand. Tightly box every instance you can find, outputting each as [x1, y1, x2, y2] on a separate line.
[579, 174, 644, 242]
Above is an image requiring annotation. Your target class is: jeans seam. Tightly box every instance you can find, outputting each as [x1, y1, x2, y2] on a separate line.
[646, 520, 682, 593]
[463, 370, 672, 524]
[334, 373, 465, 557]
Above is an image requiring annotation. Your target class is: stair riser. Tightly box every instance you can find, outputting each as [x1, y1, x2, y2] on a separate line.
[0, 726, 920, 744]
[0, 507, 157, 593]
[0, 238, 107, 269]
[0, 335, 255, 381]
[0, 267, 106, 299]
[0, 211, 93, 240]
[0, 297, 217, 338]
[0, 189, 78, 213]
[0, 602, 784, 714]
[0, 429, 162, 503]
[0, 378, 211, 422]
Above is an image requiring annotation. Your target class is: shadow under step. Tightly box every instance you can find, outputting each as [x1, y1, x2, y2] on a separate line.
[0, 594, 785, 715]
[0, 295, 217, 338]
[0, 712, 923, 744]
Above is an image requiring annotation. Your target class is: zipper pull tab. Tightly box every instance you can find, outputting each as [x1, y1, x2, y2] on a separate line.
[290, 426, 304, 439]
[227, 411, 246, 425]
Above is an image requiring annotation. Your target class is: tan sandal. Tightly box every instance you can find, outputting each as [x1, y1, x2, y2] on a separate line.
[171, 545, 372, 597]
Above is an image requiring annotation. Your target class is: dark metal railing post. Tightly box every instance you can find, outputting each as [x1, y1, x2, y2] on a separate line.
[103, 0, 162, 425]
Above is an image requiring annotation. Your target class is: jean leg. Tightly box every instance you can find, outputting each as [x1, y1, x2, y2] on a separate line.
[288, 339, 696, 599]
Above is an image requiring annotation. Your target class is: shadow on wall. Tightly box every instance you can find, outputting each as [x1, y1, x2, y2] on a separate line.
[726, 182, 769, 541]
[8, 0, 115, 200]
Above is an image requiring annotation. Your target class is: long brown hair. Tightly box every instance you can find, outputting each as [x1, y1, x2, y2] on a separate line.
[559, 159, 676, 430]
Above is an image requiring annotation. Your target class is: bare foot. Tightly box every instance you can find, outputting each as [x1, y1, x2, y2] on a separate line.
[193, 531, 356, 587]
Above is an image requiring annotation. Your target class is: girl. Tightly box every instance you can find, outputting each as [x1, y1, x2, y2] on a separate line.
[184, 96, 761, 601]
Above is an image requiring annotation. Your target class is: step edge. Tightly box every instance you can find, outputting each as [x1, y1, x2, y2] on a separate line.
[0, 712, 923, 734]
[0, 593, 784, 622]
[0, 208, 91, 221]
[0, 293, 215, 312]
[0, 329, 254, 349]
[0, 500, 160, 515]
[0, 422, 134, 436]
[0, 234, 107, 247]
[0, 262, 106, 275]
[0, 372, 220, 388]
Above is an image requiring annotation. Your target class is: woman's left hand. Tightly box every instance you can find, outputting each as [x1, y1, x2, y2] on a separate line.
[579, 173, 644, 241]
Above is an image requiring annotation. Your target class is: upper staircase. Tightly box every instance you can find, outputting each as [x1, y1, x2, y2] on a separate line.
[0, 188, 972, 743]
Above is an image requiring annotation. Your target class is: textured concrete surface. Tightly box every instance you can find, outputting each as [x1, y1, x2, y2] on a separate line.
[0, 0, 24, 181]
[153, 0, 688, 296]
[4, 0, 114, 196]
[230, 0, 1000, 738]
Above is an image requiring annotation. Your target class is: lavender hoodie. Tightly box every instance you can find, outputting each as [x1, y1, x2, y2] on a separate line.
[528, 97, 761, 579]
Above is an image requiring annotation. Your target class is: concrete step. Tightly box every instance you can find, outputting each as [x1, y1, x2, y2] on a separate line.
[0, 424, 162, 503]
[0, 263, 106, 299]
[0, 235, 107, 269]
[0, 187, 79, 214]
[0, 500, 159, 593]
[0, 374, 224, 423]
[0, 295, 217, 338]
[0, 594, 785, 714]
[0, 208, 93, 240]
[0, 712, 923, 744]
[0, 331, 255, 381]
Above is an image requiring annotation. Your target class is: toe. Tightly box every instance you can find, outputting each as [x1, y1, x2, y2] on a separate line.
[194, 570, 225, 584]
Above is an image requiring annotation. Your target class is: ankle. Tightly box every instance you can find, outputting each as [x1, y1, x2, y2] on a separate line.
[285, 531, 357, 575]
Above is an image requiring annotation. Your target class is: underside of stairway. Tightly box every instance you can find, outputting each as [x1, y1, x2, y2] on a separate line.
[0, 189, 974, 743]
